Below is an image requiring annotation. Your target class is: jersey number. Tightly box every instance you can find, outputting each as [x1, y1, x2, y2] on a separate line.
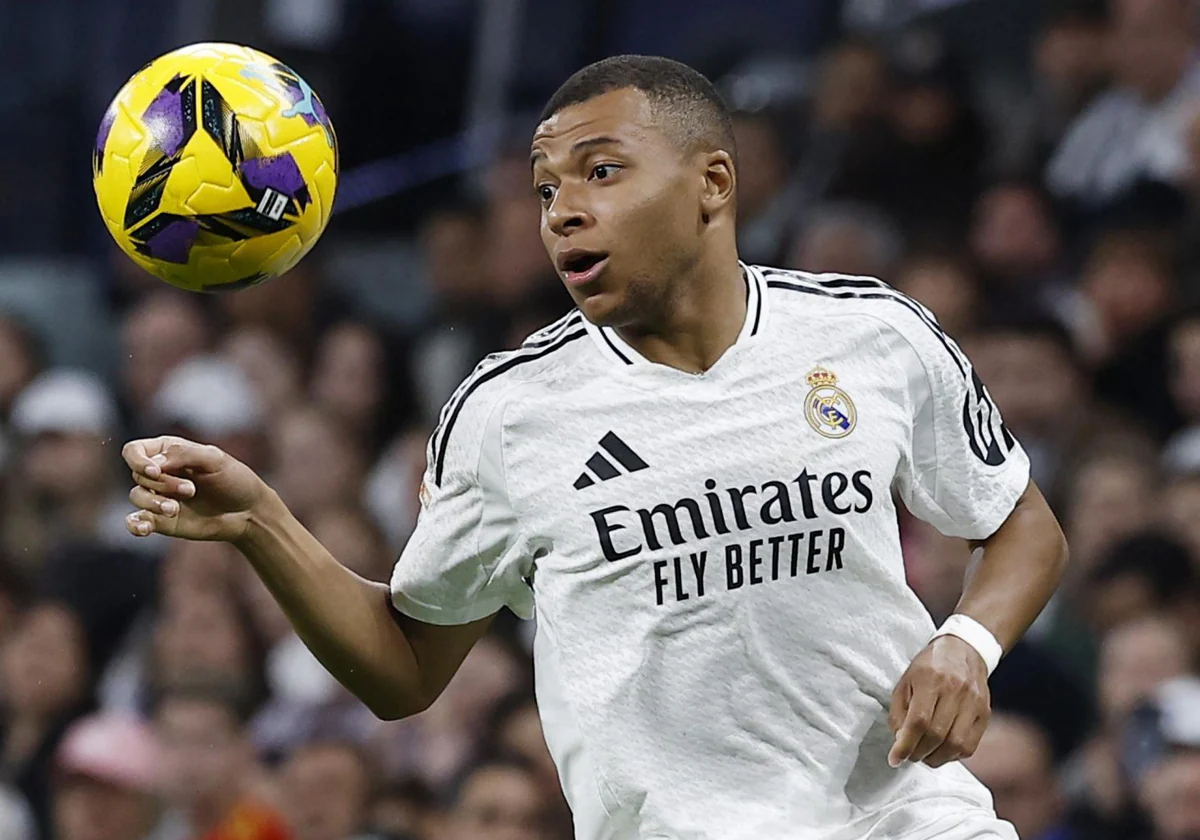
[962, 370, 1015, 466]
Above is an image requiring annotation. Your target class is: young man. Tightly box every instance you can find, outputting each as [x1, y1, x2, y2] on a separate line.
[122, 56, 1068, 840]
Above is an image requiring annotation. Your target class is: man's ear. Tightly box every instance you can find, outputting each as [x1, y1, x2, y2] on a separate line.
[699, 150, 736, 224]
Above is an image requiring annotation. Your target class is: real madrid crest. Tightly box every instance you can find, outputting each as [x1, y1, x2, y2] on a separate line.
[804, 366, 857, 439]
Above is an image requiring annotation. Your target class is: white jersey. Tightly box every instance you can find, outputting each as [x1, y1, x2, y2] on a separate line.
[391, 265, 1028, 840]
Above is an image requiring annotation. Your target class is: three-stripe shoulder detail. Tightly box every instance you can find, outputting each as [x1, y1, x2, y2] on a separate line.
[430, 325, 587, 486]
[523, 309, 585, 347]
[761, 269, 968, 377]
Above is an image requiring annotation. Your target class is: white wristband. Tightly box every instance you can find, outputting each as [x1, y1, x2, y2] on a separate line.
[930, 614, 1003, 676]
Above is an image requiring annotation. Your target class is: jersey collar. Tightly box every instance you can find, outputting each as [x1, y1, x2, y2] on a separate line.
[585, 262, 768, 367]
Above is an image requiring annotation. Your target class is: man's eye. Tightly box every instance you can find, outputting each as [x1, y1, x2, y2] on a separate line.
[590, 164, 618, 180]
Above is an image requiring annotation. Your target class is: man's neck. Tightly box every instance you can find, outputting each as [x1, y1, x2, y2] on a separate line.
[614, 253, 747, 374]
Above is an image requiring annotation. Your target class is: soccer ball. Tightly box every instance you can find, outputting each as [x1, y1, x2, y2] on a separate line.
[93, 43, 338, 292]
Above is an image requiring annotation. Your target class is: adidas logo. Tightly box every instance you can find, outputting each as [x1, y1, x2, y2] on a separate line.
[573, 432, 648, 490]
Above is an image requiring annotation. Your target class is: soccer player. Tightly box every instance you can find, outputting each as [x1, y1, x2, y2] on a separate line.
[122, 56, 1068, 840]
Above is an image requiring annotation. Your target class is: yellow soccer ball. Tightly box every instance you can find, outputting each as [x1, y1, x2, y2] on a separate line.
[93, 43, 338, 292]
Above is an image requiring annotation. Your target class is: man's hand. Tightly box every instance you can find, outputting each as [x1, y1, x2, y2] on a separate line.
[122, 436, 268, 542]
[887, 635, 991, 769]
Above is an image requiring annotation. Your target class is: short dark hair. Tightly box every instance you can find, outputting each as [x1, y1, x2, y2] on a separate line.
[539, 55, 736, 164]
[1089, 531, 1197, 604]
[971, 311, 1082, 371]
[451, 755, 541, 807]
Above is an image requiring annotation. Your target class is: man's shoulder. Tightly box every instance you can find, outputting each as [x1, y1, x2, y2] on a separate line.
[430, 310, 593, 464]
[758, 266, 931, 331]
[755, 265, 967, 371]
[450, 310, 592, 405]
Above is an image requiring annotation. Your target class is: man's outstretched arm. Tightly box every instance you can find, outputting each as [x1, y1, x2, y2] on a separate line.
[123, 436, 491, 720]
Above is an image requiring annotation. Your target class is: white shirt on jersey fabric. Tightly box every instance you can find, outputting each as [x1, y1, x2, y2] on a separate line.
[390, 264, 1028, 840]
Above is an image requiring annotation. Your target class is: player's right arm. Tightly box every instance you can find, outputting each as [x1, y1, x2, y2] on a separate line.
[121, 436, 492, 720]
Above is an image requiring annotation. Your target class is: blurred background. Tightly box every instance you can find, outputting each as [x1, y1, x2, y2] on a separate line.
[3, 0, 1200, 838]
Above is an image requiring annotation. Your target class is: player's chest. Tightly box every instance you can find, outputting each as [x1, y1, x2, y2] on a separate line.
[505, 350, 910, 555]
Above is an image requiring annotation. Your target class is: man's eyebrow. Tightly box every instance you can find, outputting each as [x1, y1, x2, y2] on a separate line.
[530, 136, 624, 169]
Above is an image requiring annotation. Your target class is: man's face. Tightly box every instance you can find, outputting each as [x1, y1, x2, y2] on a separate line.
[1110, 0, 1192, 100]
[1098, 618, 1191, 728]
[155, 698, 245, 807]
[1141, 751, 1200, 840]
[964, 334, 1080, 438]
[283, 746, 369, 840]
[531, 88, 714, 328]
[451, 766, 545, 840]
[22, 432, 111, 502]
[963, 719, 1062, 840]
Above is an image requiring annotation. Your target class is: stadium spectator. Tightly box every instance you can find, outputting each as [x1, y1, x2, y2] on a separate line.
[880, 29, 988, 235]
[968, 180, 1068, 319]
[1047, 0, 1200, 208]
[4, 369, 134, 567]
[150, 586, 266, 711]
[962, 713, 1074, 840]
[731, 109, 802, 264]
[280, 740, 377, 840]
[1062, 446, 1161, 587]
[219, 327, 305, 426]
[372, 636, 525, 792]
[269, 407, 367, 525]
[1081, 532, 1200, 643]
[119, 294, 211, 434]
[409, 200, 495, 426]
[214, 259, 327, 349]
[1061, 615, 1194, 838]
[891, 247, 979, 338]
[364, 429, 429, 554]
[152, 681, 290, 840]
[310, 322, 393, 452]
[247, 512, 386, 758]
[784, 201, 903, 278]
[152, 356, 267, 473]
[367, 776, 441, 840]
[1164, 307, 1200, 468]
[1083, 226, 1182, 437]
[961, 317, 1093, 503]
[0, 601, 93, 835]
[445, 759, 553, 840]
[1128, 677, 1200, 840]
[481, 694, 570, 839]
[0, 313, 44, 421]
[1160, 472, 1200, 568]
[51, 713, 162, 840]
[1018, 0, 1111, 169]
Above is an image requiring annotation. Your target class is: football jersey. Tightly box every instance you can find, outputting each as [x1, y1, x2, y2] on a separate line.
[390, 265, 1028, 840]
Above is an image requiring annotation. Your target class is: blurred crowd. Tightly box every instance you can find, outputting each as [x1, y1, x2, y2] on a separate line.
[4, 0, 1200, 839]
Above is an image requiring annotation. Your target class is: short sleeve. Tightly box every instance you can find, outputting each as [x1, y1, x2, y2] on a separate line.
[389, 376, 534, 625]
[890, 311, 1031, 541]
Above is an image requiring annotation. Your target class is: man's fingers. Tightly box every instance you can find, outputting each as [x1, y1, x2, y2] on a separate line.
[121, 439, 161, 477]
[122, 437, 221, 482]
[129, 485, 182, 518]
[125, 509, 172, 537]
[888, 681, 910, 734]
[131, 469, 196, 499]
[907, 697, 959, 764]
[923, 713, 987, 768]
[888, 685, 937, 768]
